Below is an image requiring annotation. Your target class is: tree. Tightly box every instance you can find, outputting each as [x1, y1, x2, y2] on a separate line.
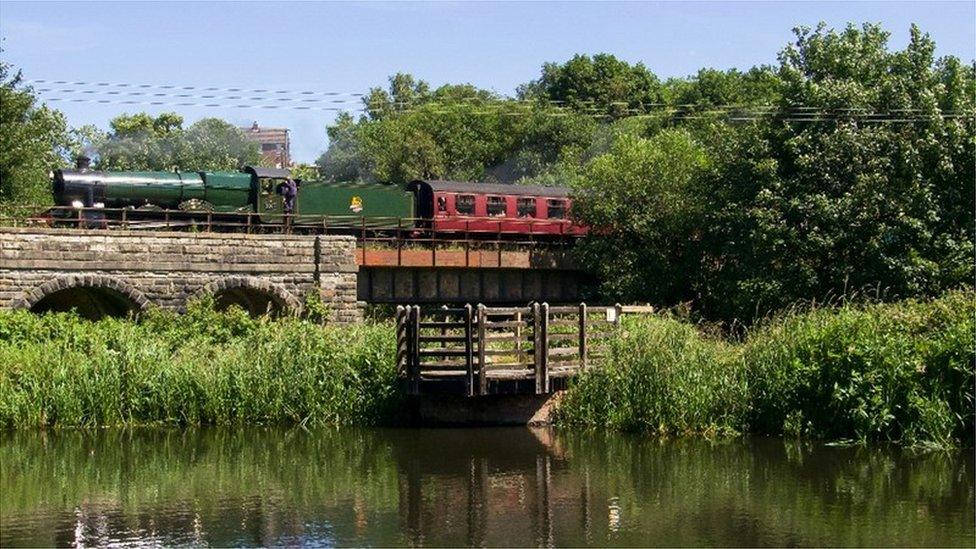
[572, 129, 711, 304]
[98, 113, 260, 171]
[566, 23, 974, 323]
[520, 54, 663, 117]
[0, 60, 74, 210]
[182, 118, 261, 171]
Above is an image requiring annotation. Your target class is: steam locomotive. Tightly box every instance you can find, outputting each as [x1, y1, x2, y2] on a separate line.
[51, 165, 586, 237]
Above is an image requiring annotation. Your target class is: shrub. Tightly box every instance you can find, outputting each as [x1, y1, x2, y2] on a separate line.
[555, 315, 748, 436]
[745, 291, 975, 447]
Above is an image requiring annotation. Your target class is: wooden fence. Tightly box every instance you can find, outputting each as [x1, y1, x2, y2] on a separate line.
[396, 302, 646, 396]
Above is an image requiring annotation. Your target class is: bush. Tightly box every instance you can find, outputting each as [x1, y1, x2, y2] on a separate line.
[0, 303, 399, 429]
[746, 291, 975, 447]
[556, 290, 975, 447]
[555, 315, 748, 436]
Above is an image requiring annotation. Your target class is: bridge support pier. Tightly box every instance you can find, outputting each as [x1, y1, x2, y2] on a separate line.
[411, 392, 565, 426]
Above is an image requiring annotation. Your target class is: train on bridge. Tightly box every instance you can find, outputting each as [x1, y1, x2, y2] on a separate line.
[50, 166, 587, 238]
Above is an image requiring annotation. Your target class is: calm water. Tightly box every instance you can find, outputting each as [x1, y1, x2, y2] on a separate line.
[1, 427, 973, 547]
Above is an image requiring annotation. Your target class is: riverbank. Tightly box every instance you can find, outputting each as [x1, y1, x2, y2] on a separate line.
[556, 290, 974, 447]
[0, 302, 400, 428]
[1, 291, 972, 446]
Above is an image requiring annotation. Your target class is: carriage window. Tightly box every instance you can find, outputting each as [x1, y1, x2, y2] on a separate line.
[487, 196, 506, 217]
[456, 194, 475, 215]
[437, 196, 448, 214]
[517, 197, 536, 218]
[546, 199, 567, 219]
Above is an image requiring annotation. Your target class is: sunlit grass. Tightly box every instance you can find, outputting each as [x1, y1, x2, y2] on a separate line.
[0, 302, 399, 429]
[556, 290, 975, 447]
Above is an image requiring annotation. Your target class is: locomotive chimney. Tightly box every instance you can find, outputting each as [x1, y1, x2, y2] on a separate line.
[75, 155, 91, 171]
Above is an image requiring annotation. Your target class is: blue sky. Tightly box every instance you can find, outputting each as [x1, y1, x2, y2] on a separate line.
[2, 1, 974, 163]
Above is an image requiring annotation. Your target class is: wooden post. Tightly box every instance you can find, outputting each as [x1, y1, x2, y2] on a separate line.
[533, 302, 543, 394]
[395, 306, 405, 376]
[515, 311, 523, 367]
[614, 303, 623, 329]
[541, 302, 550, 393]
[579, 302, 587, 371]
[477, 304, 487, 396]
[410, 305, 421, 394]
[121, 208, 128, 230]
[464, 304, 474, 397]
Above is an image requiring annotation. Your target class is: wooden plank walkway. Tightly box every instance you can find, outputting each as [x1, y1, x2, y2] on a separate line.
[397, 302, 642, 396]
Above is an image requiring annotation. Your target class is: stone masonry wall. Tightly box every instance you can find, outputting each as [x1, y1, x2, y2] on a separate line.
[0, 228, 361, 323]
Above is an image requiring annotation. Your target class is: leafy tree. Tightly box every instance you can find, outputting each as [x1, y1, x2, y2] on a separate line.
[0, 60, 74, 210]
[182, 118, 262, 171]
[572, 129, 710, 304]
[571, 23, 975, 323]
[98, 113, 260, 171]
[519, 53, 663, 117]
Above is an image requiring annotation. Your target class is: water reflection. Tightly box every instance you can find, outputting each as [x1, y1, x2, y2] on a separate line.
[1, 427, 972, 547]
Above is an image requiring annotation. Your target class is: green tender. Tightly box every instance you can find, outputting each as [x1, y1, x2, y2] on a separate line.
[259, 181, 415, 228]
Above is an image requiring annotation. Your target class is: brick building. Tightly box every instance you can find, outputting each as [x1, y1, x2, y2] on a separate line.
[241, 122, 290, 167]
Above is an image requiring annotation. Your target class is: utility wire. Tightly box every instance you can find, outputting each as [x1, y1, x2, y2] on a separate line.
[36, 94, 975, 123]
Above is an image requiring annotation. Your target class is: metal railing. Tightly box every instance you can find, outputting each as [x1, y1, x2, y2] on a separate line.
[0, 205, 582, 268]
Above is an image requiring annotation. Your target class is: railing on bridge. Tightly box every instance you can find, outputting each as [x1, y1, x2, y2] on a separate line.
[1, 206, 578, 269]
[397, 303, 653, 397]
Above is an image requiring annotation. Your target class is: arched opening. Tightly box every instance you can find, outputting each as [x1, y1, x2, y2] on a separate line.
[30, 286, 140, 320]
[212, 287, 287, 317]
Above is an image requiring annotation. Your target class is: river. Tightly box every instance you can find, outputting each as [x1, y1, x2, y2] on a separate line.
[1, 427, 972, 547]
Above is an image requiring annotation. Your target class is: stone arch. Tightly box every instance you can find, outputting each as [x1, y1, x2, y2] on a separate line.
[14, 275, 151, 320]
[192, 276, 302, 317]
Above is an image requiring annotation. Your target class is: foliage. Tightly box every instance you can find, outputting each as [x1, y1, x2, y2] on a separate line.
[0, 302, 399, 429]
[97, 113, 262, 171]
[314, 23, 973, 323]
[518, 53, 663, 117]
[555, 314, 747, 436]
[745, 289, 975, 447]
[556, 290, 975, 447]
[0, 59, 75, 213]
[570, 23, 975, 323]
[316, 73, 596, 184]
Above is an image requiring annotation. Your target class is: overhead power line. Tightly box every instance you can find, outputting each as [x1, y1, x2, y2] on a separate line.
[36, 94, 975, 123]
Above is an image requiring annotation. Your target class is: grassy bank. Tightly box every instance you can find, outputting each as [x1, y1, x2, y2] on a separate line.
[555, 290, 975, 447]
[1, 292, 972, 446]
[0, 303, 398, 429]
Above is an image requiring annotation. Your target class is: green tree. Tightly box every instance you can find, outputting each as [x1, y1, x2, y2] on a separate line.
[182, 118, 261, 171]
[0, 60, 74, 210]
[98, 113, 259, 171]
[572, 129, 710, 303]
[520, 53, 663, 117]
[98, 112, 187, 170]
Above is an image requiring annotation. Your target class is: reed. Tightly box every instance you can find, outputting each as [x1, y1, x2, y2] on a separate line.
[0, 301, 399, 429]
[556, 290, 975, 447]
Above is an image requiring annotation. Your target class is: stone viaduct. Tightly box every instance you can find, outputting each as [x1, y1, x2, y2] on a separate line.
[0, 228, 589, 322]
[0, 228, 360, 321]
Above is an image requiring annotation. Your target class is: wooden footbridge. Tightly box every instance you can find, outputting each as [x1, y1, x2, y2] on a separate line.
[396, 303, 650, 397]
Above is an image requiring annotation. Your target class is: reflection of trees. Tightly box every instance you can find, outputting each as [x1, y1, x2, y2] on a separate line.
[1, 428, 972, 547]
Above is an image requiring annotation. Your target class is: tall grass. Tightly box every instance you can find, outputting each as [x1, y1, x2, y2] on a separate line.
[556, 290, 975, 447]
[0, 302, 399, 429]
[555, 315, 748, 436]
